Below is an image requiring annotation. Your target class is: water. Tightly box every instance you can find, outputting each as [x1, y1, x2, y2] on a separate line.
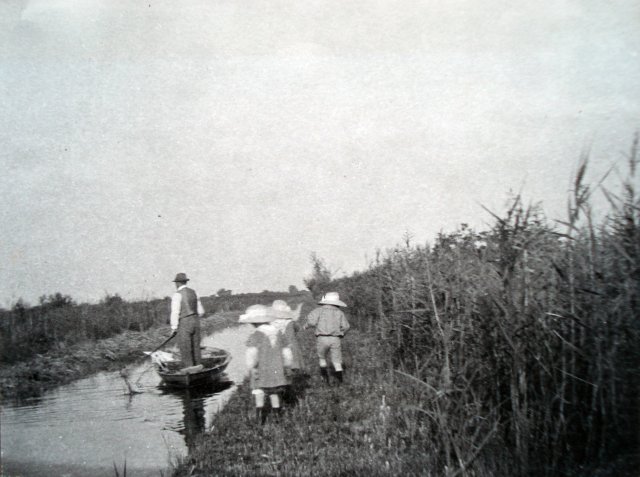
[0, 325, 254, 477]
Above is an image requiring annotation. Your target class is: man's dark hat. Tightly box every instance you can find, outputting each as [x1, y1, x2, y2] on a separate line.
[172, 273, 190, 283]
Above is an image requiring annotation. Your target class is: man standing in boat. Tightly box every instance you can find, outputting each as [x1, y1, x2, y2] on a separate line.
[170, 273, 206, 367]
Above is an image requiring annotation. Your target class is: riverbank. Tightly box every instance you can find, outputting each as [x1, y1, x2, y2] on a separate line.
[172, 324, 639, 477]
[0, 312, 239, 402]
[171, 326, 423, 476]
[176, 321, 640, 477]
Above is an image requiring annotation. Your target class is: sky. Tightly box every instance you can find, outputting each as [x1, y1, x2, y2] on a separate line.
[1, 0, 639, 307]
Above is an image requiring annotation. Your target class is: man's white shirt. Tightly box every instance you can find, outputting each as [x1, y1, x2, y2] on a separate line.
[170, 285, 205, 331]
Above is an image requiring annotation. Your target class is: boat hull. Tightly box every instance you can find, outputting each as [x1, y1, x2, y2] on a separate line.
[156, 349, 231, 388]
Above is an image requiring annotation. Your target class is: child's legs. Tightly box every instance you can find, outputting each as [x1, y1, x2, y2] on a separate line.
[252, 389, 265, 408]
[316, 337, 331, 367]
[328, 337, 343, 371]
[269, 392, 281, 409]
[255, 388, 281, 409]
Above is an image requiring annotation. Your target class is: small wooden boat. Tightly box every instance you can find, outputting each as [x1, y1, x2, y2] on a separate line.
[153, 347, 231, 388]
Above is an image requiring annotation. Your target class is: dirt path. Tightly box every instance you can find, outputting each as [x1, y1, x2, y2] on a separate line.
[0, 312, 239, 402]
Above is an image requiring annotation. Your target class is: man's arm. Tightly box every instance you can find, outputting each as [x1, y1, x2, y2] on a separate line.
[170, 293, 181, 331]
[340, 311, 350, 334]
[197, 295, 205, 317]
[304, 308, 319, 330]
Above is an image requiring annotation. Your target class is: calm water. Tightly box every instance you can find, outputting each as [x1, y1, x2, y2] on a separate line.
[0, 325, 254, 477]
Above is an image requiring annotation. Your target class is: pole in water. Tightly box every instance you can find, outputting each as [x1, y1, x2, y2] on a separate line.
[119, 367, 143, 395]
[118, 332, 177, 394]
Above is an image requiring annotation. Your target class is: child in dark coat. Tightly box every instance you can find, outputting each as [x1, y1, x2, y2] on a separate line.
[240, 304, 292, 424]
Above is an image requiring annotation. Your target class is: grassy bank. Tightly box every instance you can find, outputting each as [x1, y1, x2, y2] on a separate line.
[172, 325, 413, 477]
[0, 312, 238, 402]
[174, 149, 639, 476]
[174, 311, 636, 476]
[173, 320, 549, 476]
[174, 313, 538, 476]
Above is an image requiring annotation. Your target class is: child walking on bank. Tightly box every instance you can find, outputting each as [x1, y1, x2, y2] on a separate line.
[271, 300, 306, 404]
[240, 304, 293, 425]
[271, 300, 305, 373]
[305, 292, 350, 385]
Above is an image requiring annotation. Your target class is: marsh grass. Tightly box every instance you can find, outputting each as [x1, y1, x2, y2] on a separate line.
[324, 142, 640, 476]
[173, 328, 423, 476]
[0, 291, 305, 367]
[173, 316, 517, 476]
[176, 140, 639, 476]
[0, 294, 171, 365]
[0, 312, 239, 400]
[113, 458, 127, 477]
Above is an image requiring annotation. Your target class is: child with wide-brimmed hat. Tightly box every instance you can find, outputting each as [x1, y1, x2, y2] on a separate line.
[271, 300, 306, 404]
[304, 292, 350, 385]
[240, 304, 293, 424]
[270, 300, 305, 372]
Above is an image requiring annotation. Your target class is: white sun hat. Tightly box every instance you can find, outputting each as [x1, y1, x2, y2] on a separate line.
[238, 304, 276, 324]
[318, 292, 347, 308]
[271, 300, 294, 320]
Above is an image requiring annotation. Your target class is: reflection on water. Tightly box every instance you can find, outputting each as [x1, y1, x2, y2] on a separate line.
[179, 387, 207, 453]
[0, 325, 253, 477]
[160, 380, 233, 453]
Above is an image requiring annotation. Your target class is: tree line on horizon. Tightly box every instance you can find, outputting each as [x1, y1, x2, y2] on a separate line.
[0, 287, 308, 365]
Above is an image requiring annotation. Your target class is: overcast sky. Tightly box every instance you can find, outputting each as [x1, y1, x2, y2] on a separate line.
[1, 0, 639, 306]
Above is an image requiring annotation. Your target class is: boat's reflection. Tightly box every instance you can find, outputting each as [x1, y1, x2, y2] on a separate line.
[160, 377, 233, 452]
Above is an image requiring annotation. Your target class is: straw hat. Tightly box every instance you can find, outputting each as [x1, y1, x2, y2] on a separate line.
[270, 300, 294, 320]
[319, 292, 347, 308]
[172, 273, 189, 283]
[239, 304, 276, 324]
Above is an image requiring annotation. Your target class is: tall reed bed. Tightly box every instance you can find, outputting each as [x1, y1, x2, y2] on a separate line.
[0, 294, 170, 365]
[316, 146, 639, 475]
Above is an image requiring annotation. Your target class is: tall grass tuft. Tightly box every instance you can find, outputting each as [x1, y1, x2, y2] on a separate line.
[113, 458, 127, 477]
[316, 141, 639, 475]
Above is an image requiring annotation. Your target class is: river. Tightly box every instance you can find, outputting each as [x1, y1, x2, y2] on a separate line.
[1, 324, 254, 476]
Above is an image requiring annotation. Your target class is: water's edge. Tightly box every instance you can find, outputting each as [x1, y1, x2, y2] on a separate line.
[1, 324, 253, 477]
[0, 312, 239, 402]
